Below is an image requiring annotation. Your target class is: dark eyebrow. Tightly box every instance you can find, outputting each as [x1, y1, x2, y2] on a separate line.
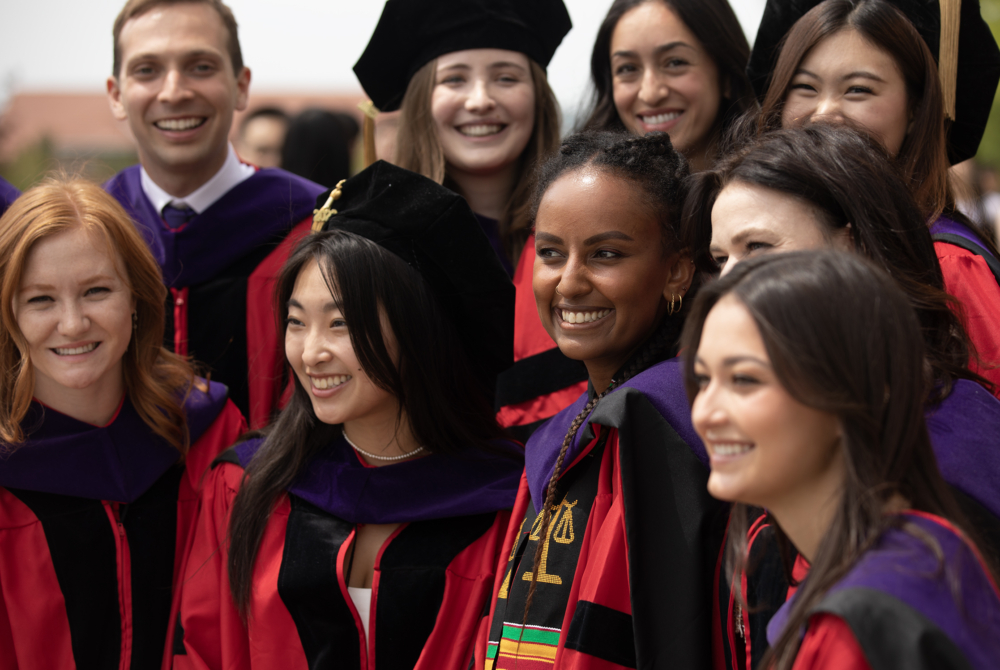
[583, 231, 635, 245]
[794, 68, 885, 84]
[694, 354, 771, 368]
[489, 61, 528, 72]
[612, 41, 693, 59]
[287, 298, 341, 312]
[20, 274, 117, 292]
[535, 232, 564, 244]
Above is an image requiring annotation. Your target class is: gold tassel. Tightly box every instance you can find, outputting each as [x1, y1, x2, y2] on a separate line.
[312, 179, 347, 232]
[939, 0, 961, 121]
[358, 100, 380, 168]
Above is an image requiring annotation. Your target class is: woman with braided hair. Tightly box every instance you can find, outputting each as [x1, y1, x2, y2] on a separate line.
[476, 131, 725, 670]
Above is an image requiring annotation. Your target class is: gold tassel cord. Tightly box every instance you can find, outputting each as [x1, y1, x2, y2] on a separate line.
[311, 179, 347, 232]
[939, 0, 961, 121]
[358, 100, 379, 169]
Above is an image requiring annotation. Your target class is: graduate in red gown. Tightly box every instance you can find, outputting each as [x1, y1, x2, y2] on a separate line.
[751, 0, 1000, 397]
[478, 131, 726, 669]
[685, 250, 1000, 670]
[687, 124, 1000, 669]
[355, 0, 581, 441]
[169, 161, 523, 670]
[103, 0, 325, 427]
[0, 178, 245, 670]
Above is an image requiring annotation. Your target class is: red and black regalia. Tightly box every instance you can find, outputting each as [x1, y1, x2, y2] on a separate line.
[105, 167, 325, 427]
[169, 159, 524, 670]
[713, 378, 1000, 670]
[494, 237, 590, 442]
[0, 381, 245, 670]
[767, 511, 1000, 669]
[479, 352, 727, 670]
[170, 436, 523, 670]
[0, 177, 18, 217]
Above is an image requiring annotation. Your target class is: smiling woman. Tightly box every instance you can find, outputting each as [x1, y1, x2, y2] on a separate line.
[0, 177, 245, 670]
[580, 0, 756, 172]
[682, 250, 1000, 670]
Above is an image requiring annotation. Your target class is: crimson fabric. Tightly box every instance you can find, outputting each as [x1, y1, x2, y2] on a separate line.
[494, 234, 588, 440]
[791, 614, 872, 670]
[105, 166, 324, 425]
[935, 240, 1000, 397]
[170, 460, 512, 670]
[0, 399, 245, 670]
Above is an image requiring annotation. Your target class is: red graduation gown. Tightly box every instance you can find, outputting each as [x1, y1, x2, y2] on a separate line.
[0, 397, 245, 670]
[170, 459, 513, 670]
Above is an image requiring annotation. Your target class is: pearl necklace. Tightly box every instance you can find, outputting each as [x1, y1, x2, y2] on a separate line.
[343, 432, 426, 462]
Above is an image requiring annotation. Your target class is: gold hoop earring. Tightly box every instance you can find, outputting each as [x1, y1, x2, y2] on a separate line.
[668, 293, 683, 316]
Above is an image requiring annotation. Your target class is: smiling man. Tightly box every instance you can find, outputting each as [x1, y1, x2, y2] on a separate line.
[104, 0, 325, 427]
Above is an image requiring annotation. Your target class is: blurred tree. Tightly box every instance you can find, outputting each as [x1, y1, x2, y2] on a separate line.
[978, 0, 1000, 167]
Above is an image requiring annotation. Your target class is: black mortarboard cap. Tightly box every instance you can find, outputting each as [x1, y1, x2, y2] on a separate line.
[748, 0, 1000, 163]
[354, 0, 572, 112]
[314, 160, 514, 394]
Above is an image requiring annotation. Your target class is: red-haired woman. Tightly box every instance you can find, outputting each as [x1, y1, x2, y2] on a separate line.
[0, 177, 245, 669]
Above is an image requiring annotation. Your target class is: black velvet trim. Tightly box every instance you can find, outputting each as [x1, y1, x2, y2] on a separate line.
[591, 389, 727, 670]
[565, 600, 637, 668]
[277, 495, 359, 670]
[715, 546, 739, 670]
[7, 489, 121, 669]
[180, 240, 279, 419]
[932, 233, 1000, 286]
[124, 464, 184, 670]
[814, 587, 973, 670]
[494, 347, 588, 410]
[744, 523, 791, 670]
[374, 513, 496, 670]
[172, 614, 186, 655]
[212, 447, 245, 469]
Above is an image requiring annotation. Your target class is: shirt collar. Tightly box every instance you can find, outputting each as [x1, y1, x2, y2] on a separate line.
[139, 144, 256, 217]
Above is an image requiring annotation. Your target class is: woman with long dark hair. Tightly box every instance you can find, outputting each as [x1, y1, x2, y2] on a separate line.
[354, 0, 577, 444]
[750, 0, 1000, 397]
[684, 250, 1000, 669]
[477, 131, 725, 669]
[0, 177, 245, 669]
[580, 0, 757, 171]
[169, 161, 523, 669]
[686, 124, 1000, 668]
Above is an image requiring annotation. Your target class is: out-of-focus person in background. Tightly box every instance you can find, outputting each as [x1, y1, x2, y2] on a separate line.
[953, 158, 1000, 246]
[0, 177, 19, 217]
[103, 0, 325, 429]
[235, 106, 289, 168]
[281, 108, 356, 187]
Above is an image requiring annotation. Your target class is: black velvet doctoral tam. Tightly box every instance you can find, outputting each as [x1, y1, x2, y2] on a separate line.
[315, 160, 515, 396]
[354, 0, 571, 112]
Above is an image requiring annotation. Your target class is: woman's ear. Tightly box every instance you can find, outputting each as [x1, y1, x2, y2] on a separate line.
[833, 223, 855, 253]
[661, 253, 696, 302]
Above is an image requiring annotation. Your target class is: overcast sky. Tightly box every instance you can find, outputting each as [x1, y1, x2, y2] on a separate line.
[0, 0, 766, 119]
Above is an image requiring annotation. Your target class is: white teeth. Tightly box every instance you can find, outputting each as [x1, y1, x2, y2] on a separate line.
[312, 374, 351, 390]
[560, 309, 612, 324]
[155, 117, 205, 131]
[54, 343, 98, 355]
[712, 442, 754, 457]
[459, 124, 503, 137]
[641, 111, 682, 125]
